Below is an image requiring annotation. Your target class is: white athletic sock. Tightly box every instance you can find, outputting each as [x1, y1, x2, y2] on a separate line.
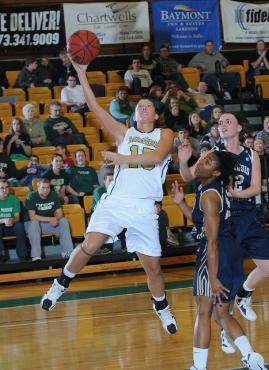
[63, 266, 76, 279]
[243, 282, 255, 292]
[234, 336, 253, 357]
[193, 347, 208, 369]
[152, 294, 166, 302]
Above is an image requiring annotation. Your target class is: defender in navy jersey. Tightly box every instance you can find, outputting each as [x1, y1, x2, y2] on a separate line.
[173, 150, 266, 370]
[41, 59, 178, 336]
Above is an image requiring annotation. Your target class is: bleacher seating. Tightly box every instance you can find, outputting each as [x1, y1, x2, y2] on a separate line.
[86, 71, 106, 85]
[6, 70, 20, 87]
[3, 88, 26, 101]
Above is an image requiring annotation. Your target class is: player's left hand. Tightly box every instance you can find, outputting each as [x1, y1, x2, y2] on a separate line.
[211, 278, 230, 305]
[227, 185, 239, 198]
[102, 151, 124, 165]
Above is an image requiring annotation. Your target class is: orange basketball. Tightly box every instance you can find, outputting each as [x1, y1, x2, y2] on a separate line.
[67, 30, 100, 65]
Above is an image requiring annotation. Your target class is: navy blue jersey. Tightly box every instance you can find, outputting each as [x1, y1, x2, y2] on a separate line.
[192, 180, 232, 240]
[217, 145, 255, 211]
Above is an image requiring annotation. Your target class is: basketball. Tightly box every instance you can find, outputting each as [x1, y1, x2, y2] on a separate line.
[67, 30, 100, 65]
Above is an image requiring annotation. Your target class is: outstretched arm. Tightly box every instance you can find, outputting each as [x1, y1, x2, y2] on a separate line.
[71, 60, 127, 143]
[178, 139, 196, 181]
[102, 128, 174, 165]
[171, 181, 192, 220]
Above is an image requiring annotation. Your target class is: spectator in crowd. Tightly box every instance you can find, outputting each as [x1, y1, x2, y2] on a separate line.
[37, 56, 57, 88]
[191, 81, 216, 120]
[163, 96, 188, 131]
[188, 40, 240, 99]
[0, 138, 21, 184]
[154, 45, 195, 93]
[254, 137, 269, 181]
[249, 40, 269, 78]
[243, 134, 254, 149]
[14, 58, 39, 90]
[58, 50, 77, 85]
[109, 87, 136, 124]
[188, 111, 206, 140]
[206, 105, 224, 128]
[97, 164, 114, 187]
[3, 117, 32, 160]
[22, 103, 48, 146]
[256, 116, 269, 154]
[147, 85, 170, 114]
[124, 58, 152, 95]
[66, 149, 99, 206]
[61, 73, 88, 113]
[140, 44, 157, 77]
[21, 155, 45, 188]
[0, 179, 28, 263]
[200, 121, 222, 148]
[174, 86, 197, 115]
[41, 153, 74, 204]
[92, 170, 114, 211]
[0, 66, 9, 93]
[55, 144, 75, 169]
[44, 101, 84, 146]
[155, 201, 179, 248]
[170, 128, 200, 173]
[24, 178, 73, 261]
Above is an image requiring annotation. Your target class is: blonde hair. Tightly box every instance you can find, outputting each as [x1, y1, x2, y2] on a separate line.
[22, 103, 36, 118]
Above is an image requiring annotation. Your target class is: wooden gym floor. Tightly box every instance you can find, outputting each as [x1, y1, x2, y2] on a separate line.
[0, 263, 269, 370]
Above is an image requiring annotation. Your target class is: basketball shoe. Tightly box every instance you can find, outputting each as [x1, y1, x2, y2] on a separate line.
[220, 329, 237, 354]
[189, 366, 207, 370]
[235, 296, 257, 321]
[241, 352, 267, 370]
[41, 279, 66, 311]
[153, 302, 178, 334]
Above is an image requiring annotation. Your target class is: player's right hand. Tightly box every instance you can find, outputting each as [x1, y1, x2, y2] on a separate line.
[171, 181, 185, 205]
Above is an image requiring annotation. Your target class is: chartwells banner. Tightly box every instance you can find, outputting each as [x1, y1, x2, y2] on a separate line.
[63, 2, 150, 44]
[220, 0, 269, 43]
[0, 5, 65, 56]
[152, 0, 221, 52]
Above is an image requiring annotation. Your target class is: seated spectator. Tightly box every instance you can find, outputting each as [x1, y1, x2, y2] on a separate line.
[200, 121, 222, 148]
[155, 201, 179, 248]
[21, 155, 45, 187]
[205, 105, 224, 128]
[3, 117, 31, 160]
[188, 39, 240, 99]
[191, 81, 216, 121]
[249, 40, 269, 79]
[140, 44, 157, 77]
[243, 134, 254, 149]
[154, 44, 195, 93]
[14, 58, 39, 90]
[97, 164, 114, 187]
[44, 101, 85, 146]
[61, 73, 88, 113]
[41, 153, 76, 204]
[0, 66, 9, 93]
[148, 85, 170, 114]
[163, 96, 188, 131]
[170, 128, 200, 173]
[109, 87, 136, 124]
[0, 179, 27, 262]
[0, 138, 21, 185]
[66, 149, 99, 206]
[37, 56, 57, 88]
[58, 50, 77, 85]
[124, 58, 152, 95]
[170, 83, 197, 115]
[24, 178, 73, 261]
[254, 137, 269, 181]
[188, 111, 206, 140]
[92, 170, 114, 211]
[55, 144, 75, 169]
[22, 103, 49, 146]
[255, 116, 269, 154]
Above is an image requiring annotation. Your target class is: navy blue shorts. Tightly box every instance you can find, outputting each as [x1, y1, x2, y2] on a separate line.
[232, 209, 269, 260]
[193, 235, 244, 302]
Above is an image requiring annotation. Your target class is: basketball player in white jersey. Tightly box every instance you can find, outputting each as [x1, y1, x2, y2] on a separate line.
[41, 59, 178, 335]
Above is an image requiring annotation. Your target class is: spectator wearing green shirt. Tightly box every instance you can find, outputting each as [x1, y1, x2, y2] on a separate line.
[22, 103, 49, 146]
[66, 149, 99, 206]
[0, 179, 27, 262]
[24, 178, 73, 261]
[42, 154, 75, 204]
[43, 101, 85, 146]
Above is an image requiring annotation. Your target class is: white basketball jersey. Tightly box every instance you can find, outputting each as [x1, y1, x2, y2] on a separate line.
[106, 127, 171, 200]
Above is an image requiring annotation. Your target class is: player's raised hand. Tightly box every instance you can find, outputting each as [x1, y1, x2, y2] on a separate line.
[178, 139, 192, 163]
[171, 181, 185, 205]
[68, 55, 88, 73]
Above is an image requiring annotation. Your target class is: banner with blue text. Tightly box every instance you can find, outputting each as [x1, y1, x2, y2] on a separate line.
[0, 5, 65, 57]
[152, 0, 221, 52]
